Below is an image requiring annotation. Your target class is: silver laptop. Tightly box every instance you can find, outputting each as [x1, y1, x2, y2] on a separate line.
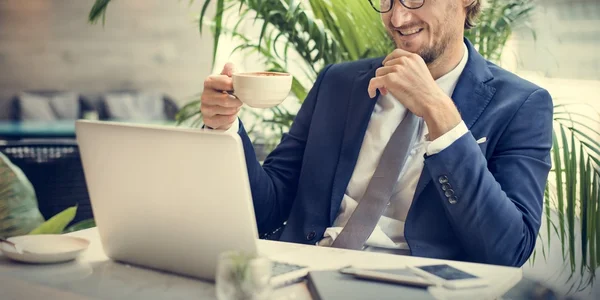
[75, 120, 306, 285]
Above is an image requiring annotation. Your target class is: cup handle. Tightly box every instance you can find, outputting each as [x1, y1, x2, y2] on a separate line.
[225, 90, 237, 97]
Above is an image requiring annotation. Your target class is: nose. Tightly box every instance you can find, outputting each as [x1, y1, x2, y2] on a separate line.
[389, 1, 414, 28]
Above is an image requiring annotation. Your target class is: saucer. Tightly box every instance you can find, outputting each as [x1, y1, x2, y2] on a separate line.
[0, 234, 90, 264]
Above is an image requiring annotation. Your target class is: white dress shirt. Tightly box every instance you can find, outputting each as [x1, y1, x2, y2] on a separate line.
[317, 43, 470, 253]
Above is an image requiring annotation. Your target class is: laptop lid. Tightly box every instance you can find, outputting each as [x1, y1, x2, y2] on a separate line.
[75, 120, 259, 280]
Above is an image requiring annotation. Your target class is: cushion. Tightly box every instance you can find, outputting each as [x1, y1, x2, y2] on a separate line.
[18, 92, 80, 121]
[103, 92, 166, 120]
[0, 152, 45, 238]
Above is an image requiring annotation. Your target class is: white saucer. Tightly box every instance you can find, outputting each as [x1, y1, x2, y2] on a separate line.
[0, 234, 90, 264]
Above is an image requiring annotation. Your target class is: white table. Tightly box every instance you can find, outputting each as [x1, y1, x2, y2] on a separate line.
[0, 228, 522, 300]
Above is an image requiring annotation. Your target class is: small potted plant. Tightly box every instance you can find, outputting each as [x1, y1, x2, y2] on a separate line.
[215, 250, 272, 300]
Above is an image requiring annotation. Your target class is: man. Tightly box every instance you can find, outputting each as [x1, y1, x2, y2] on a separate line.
[200, 0, 553, 267]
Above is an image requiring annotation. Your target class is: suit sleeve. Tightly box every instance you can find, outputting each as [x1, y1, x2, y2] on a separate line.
[236, 65, 333, 235]
[423, 88, 553, 267]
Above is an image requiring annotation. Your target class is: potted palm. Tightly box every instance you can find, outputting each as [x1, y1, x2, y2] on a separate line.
[89, 0, 600, 287]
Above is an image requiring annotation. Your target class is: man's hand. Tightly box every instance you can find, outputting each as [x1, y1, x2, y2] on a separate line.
[367, 49, 462, 140]
[201, 63, 243, 130]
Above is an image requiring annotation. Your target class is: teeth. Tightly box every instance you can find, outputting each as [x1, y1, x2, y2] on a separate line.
[400, 28, 421, 36]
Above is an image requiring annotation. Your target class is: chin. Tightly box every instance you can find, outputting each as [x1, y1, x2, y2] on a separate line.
[391, 32, 425, 53]
[394, 41, 424, 55]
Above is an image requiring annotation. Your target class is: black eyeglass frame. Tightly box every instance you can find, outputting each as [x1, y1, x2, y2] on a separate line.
[368, 0, 425, 13]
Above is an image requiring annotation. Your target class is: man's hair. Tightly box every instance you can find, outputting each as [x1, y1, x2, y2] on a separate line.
[465, 0, 482, 30]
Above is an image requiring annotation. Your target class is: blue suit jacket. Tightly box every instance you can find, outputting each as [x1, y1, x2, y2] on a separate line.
[237, 39, 553, 267]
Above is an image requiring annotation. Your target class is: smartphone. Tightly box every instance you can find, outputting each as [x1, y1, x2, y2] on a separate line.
[339, 267, 436, 288]
[408, 264, 488, 289]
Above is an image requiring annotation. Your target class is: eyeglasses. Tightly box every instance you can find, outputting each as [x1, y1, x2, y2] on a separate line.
[368, 0, 425, 13]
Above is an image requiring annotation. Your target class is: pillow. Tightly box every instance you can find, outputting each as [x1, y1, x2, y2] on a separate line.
[0, 152, 45, 238]
[18, 92, 80, 121]
[103, 92, 166, 120]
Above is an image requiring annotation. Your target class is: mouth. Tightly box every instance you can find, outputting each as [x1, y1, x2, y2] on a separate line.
[397, 27, 424, 36]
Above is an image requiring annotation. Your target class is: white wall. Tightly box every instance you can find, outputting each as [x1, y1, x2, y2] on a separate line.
[502, 0, 600, 110]
[0, 0, 215, 105]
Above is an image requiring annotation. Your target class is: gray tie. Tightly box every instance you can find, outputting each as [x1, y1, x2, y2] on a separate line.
[331, 111, 420, 250]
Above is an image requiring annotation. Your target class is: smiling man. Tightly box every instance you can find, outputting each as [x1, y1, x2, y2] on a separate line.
[201, 0, 553, 267]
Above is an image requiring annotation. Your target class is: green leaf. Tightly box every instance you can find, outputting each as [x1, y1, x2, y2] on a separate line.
[580, 147, 589, 274]
[88, 0, 112, 25]
[199, 0, 213, 35]
[555, 118, 600, 144]
[591, 174, 597, 272]
[568, 128, 576, 273]
[29, 206, 78, 235]
[257, 17, 269, 50]
[64, 218, 96, 233]
[211, 0, 225, 68]
[554, 112, 600, 126]
[544, 184, 552, 251]
[579, 136, 600, 155]
[596, 174, 600, 267]
[175, 99, 202, 125]
[554, 128, 566, 257]
[291, 76, 308, 102]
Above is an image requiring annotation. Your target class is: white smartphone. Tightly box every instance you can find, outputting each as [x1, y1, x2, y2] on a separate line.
[408, 264, 488, 289]
[339, 267, 436, 288]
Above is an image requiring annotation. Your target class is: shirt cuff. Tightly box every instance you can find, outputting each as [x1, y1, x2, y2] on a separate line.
[426, 121, 468, 155]
[202, 118, 240, 134]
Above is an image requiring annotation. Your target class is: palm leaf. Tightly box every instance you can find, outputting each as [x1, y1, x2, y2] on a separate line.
[596, 174, 600, 267]
[580, 148, 589, 274]
[199, 0, 213, 34]
[558, 126, 569, 257]
[552, 106, 600, 282]
[591, 174, 598, 274]
[88, 0, 112, 25]
[29, 206, 77, 235]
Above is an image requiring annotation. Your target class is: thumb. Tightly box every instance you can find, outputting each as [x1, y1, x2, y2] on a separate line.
[220, 62, 235, 77]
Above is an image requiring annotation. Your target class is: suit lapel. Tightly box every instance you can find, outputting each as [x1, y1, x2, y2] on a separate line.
[411, 39, 496, 205]
[329, 60, 382, 223]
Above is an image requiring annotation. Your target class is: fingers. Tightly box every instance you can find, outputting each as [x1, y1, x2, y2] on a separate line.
[221, 62, 235, 77]
[368, 73, 399, 98]
[200, 92, 242, 129]
[372, 64, 406, 97]
[201, 103, 241, 118]
[382, 48, 415, 65]
[200, 62, 241, 130]
[380, 87, 388, 96]
[204, 62, 237, 92]
[383, 56, 414, 67]
[201, 98, 241, 130]
[371, 52, 424, 97]
[201, 91, 242, 107]
[368, 77, 385, 98]
[204, 75, 233, 92]
[375, 65, 403, 77]
[202, 113, 239, 130]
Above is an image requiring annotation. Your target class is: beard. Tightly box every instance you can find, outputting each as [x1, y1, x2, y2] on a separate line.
[387, 26, 454, 65]
[417, 32, 452, 65]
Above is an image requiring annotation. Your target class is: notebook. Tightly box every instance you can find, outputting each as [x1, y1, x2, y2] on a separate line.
[307, 269, 436, 300]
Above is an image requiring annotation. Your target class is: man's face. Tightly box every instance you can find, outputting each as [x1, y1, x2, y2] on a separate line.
[381, 0, 467, 64]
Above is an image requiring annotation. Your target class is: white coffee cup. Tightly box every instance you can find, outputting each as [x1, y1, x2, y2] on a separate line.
[232, 72, 293, 108]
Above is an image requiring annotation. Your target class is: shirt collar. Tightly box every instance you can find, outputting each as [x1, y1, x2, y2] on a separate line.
[435, 43, 469, 97]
